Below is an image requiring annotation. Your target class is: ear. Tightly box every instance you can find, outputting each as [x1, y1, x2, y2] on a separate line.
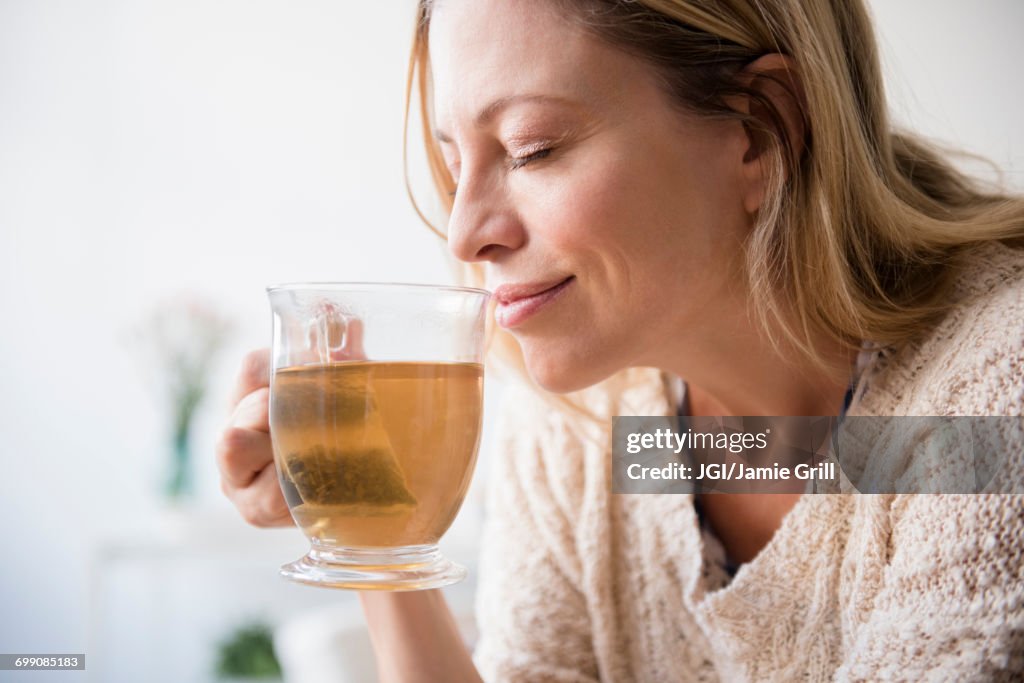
[732, 54, 807, 215]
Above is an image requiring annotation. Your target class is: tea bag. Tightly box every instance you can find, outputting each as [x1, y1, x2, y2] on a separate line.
[283, 444, 418, 512]
[279, 301, 417, 515]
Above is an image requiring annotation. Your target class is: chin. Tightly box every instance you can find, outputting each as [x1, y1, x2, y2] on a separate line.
[524, 348, 615, 395]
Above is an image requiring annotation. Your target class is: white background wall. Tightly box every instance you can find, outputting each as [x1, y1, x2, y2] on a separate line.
[869, 1, 1024, 186]
[0, 1, 1021, 681]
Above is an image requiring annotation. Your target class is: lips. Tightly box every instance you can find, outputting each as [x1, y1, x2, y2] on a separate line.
[493, 276, 574, 328]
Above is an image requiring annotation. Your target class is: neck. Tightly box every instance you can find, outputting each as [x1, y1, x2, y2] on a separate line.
[661, 313, 858, 418]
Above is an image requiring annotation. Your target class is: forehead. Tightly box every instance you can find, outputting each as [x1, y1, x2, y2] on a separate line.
[427, 0, 633, 125]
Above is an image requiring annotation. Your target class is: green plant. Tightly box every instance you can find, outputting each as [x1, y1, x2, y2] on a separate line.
[214, 622, 282, 679]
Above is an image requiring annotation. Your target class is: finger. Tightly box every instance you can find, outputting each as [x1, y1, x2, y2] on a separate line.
[329, 316, 366, 361]
[230, 464, 293, 528]
[228, 348, 270, 409]
[228, 386, 270, 433]
[216, 425, 274, 488]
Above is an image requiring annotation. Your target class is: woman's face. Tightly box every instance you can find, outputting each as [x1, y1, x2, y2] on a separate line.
[430, 0, 759, 393]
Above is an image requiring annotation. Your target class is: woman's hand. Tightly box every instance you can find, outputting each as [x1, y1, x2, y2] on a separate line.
[215, 314, 368, 526]
[215, 348, 292, 527]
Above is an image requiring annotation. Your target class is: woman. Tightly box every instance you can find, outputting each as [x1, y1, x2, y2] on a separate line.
[217, 0, 1024, 680]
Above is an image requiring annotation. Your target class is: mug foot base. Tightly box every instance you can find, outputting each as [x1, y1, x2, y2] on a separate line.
[279, 544, 467, 591]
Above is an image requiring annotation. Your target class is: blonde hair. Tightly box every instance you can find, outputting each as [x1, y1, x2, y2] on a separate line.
[403, 0, 1024, 417]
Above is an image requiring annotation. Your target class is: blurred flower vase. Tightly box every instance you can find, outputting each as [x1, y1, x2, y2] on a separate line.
[133, 294, 233, 502]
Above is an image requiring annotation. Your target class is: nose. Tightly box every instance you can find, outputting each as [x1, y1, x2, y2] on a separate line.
[446, 174, 526, 263]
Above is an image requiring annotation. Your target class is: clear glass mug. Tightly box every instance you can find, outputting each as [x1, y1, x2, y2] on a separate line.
[266, 283, 489, 590]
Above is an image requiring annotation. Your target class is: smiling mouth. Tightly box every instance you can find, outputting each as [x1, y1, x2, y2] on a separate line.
[493, 276, 574, 329]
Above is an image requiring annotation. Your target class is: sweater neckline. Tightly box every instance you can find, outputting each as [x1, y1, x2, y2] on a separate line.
[662, 361, 874, 593]
[693, 490, 824, 599]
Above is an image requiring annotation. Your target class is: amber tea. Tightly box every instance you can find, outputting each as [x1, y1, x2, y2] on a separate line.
[268, 282, 488, 590]
[270, 360, 483, 548]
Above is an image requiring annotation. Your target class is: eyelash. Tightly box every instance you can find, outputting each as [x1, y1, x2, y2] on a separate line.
[508, 147, 552, 170]
[447, 147, 553, 197]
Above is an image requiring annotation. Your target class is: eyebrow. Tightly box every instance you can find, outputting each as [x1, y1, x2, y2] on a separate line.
[433, 93, 581, 143]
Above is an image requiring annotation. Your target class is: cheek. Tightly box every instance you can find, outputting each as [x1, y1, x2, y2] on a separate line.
[528, 145, 708, 303]
[507, 132, 743, 388]
[509, 165, 652, 392]
[526, 161, 639, 323]
[526, 148, 653, 276]
[514, 146, 695, 340]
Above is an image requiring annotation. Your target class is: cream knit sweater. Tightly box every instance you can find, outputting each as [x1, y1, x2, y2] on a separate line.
[471, 242, 1024, 682]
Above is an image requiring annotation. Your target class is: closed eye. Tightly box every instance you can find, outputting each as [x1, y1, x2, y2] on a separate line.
[448, 147, 555, 197]
[509, 147, 552, 170]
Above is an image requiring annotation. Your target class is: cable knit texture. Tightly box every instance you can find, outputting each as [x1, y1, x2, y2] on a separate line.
[472, 241, 1024, 682]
